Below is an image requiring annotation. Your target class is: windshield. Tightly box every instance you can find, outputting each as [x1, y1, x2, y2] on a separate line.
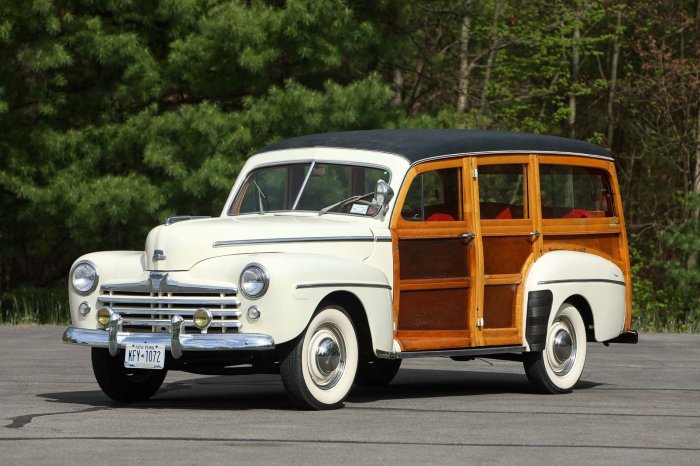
[230, 162, 390, 216]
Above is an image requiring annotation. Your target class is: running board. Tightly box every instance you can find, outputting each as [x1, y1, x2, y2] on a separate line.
[380, 345, 527, 360]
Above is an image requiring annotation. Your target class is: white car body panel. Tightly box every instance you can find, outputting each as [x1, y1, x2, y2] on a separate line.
[523, 250, 627, 344]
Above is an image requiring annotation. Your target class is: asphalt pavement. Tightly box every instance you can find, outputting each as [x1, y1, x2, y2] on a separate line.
[1, 326, 698, 465]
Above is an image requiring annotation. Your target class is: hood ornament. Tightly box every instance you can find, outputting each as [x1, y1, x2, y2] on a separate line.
[152, 249, 166, 262]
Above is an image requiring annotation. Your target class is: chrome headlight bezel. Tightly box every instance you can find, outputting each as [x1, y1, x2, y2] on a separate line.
[70, 260, 99, 296]
[239, 263, 269, 299]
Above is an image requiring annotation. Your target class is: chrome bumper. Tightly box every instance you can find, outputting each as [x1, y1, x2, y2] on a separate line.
[63, 314, 275, 359]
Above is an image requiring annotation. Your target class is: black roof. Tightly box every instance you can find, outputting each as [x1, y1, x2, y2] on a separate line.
[255, 129, 612, 162]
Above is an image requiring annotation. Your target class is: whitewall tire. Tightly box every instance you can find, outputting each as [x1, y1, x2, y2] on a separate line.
[524, 303, 587, 393]
[280, 305, 359, 410]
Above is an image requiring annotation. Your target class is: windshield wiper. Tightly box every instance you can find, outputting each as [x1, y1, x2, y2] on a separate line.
[253, 180, 267, 215]
[319, 192, 373, 216]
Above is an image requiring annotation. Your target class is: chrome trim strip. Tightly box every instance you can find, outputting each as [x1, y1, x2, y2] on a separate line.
[213, 236, 376, 248]
[101, 273, 238, 295]
[396, 345, 526, 359]
[63, 327, 276, 354]
[296, 283, 392, 290]
[537, 278, 626, 286]
[409, 150, 614, 166]
[375, 237, 392, 242]
[112, 308, 242, 318]
[292, 161, 315, 210]
[98, 296, 241, 306]
[119, 318, 242, 329]
[165, 215, 211, 226]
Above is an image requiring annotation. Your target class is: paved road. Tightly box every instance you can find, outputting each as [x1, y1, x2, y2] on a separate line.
[0, 327, 698, 465]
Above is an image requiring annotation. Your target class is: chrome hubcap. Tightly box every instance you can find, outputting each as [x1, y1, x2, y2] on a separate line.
[307, 323, 346, 390]
[547, 315, 577, 376]
[316, 338, 341, 374]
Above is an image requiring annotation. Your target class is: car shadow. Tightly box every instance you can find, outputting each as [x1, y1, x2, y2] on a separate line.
[37, 367, 603, 411]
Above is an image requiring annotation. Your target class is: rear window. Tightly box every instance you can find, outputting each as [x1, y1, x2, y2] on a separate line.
[539, 165, 615, 219]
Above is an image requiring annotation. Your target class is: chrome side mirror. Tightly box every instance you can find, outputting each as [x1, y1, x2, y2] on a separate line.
[373, 179, 394, 210]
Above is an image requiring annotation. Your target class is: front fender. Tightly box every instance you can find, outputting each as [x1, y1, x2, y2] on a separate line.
[68, 251, 147, 328]
[190, 253, 394, 352]
[524, 250, 627, 343]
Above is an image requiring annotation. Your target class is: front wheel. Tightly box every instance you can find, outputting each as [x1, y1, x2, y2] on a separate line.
[91, 348, 167, 402]
[523, 303, 587, 393]
[280, 305, 359, 410]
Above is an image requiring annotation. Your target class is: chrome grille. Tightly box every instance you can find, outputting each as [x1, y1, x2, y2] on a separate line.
[97, 274, 241, 334]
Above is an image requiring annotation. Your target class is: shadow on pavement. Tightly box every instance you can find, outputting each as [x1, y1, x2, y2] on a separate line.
[36, 367, 603, 411]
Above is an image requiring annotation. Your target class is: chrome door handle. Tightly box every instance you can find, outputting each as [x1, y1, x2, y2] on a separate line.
[461, 232, 475, 243]
[529, 231, 540, 240]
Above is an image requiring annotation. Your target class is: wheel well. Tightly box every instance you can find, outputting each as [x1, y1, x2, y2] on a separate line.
[565, 294, 595, 342]
[319, 291, 372, 357]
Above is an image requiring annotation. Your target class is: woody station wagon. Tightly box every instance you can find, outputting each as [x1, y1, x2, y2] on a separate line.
[64, 129, 638, 409]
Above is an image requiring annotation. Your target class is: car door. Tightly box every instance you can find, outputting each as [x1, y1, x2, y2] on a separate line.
[391, 159, 478, 351]
[472, 155, 540, 346]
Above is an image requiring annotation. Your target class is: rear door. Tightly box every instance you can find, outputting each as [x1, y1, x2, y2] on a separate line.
[472, 156, 540, 346]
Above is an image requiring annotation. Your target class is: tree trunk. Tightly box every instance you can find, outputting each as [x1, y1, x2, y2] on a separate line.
[391, 68, 404, 107]
[479, 0, 503, 114]
[457, 15, 472, 113]
[569, 12, 581, 139]
[606, 10, 621, 147]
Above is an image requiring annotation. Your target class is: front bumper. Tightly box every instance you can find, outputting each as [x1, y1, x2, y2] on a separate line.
[63, 313, 275, 358]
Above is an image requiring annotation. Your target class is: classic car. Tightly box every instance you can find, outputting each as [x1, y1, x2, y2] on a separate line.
[64, 129, 638, 409]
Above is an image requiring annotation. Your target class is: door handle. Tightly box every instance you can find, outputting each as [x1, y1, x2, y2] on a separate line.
[461, 232, 475, 243]
[529, 230, 540, 240]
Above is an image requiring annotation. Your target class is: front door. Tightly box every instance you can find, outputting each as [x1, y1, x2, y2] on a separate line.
[392, 160, 478, 351]
[472, 156, 540, 346]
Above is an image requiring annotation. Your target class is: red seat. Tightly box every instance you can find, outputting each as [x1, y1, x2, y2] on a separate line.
[426, 213, 454, 221]
[563, 208, 593, 219]
[495, 207, 512, 219]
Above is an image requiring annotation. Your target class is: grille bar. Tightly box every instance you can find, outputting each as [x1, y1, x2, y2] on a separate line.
[99, 296, 240, 307]
[121, 317, 242, 329]
[111, 308, 242, 318]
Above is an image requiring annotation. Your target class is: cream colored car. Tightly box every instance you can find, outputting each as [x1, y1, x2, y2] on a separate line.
[64, 129, 637, 409]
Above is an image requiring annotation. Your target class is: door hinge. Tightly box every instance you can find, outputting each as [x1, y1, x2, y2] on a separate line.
[477, 317, 484, 328]
[472, 168, 478, 179]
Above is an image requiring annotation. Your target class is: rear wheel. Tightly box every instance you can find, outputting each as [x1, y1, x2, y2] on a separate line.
[354, 355, 401, 387]
[523, 303, 587, 393]
[91, 348, 167, 402]
[280, 305, 358, 410]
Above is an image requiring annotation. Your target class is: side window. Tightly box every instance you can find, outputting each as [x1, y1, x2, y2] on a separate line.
[478, 164, 528, 219]
[401, 167, 462, 221]
[540, 165, 616, 219]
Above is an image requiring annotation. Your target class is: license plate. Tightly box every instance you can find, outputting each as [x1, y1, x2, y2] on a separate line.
[124, 343, 165, 370]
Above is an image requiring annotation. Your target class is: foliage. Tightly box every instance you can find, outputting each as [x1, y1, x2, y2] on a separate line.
[0, 0, 699, 330]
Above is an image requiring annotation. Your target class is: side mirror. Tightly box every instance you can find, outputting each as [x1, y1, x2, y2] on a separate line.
[374, 179, 394, 210]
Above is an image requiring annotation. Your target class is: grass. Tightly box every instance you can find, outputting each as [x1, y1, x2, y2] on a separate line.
[0, 286, 70, 325]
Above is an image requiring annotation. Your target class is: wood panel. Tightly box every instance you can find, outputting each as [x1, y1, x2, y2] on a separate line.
[482, 236, 532, 275]
[397, 330, 471, 351]
[399, 238, 469, 279]
[398, 288, 468, 330]
[542, 234, 620, 261]
[483, 284, 516, 328]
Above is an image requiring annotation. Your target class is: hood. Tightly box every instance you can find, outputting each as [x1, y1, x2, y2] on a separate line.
[144, 215, 378, 271]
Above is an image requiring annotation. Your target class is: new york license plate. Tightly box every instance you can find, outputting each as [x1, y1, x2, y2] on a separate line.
[124, 343, 165, 370]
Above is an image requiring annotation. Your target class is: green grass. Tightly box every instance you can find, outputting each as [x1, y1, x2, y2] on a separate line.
[0, 286, 70, 325]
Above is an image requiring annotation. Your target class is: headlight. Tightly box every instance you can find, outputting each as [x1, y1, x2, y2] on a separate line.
[239, 263, 269, 299]
[70, 260, 98, 295]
